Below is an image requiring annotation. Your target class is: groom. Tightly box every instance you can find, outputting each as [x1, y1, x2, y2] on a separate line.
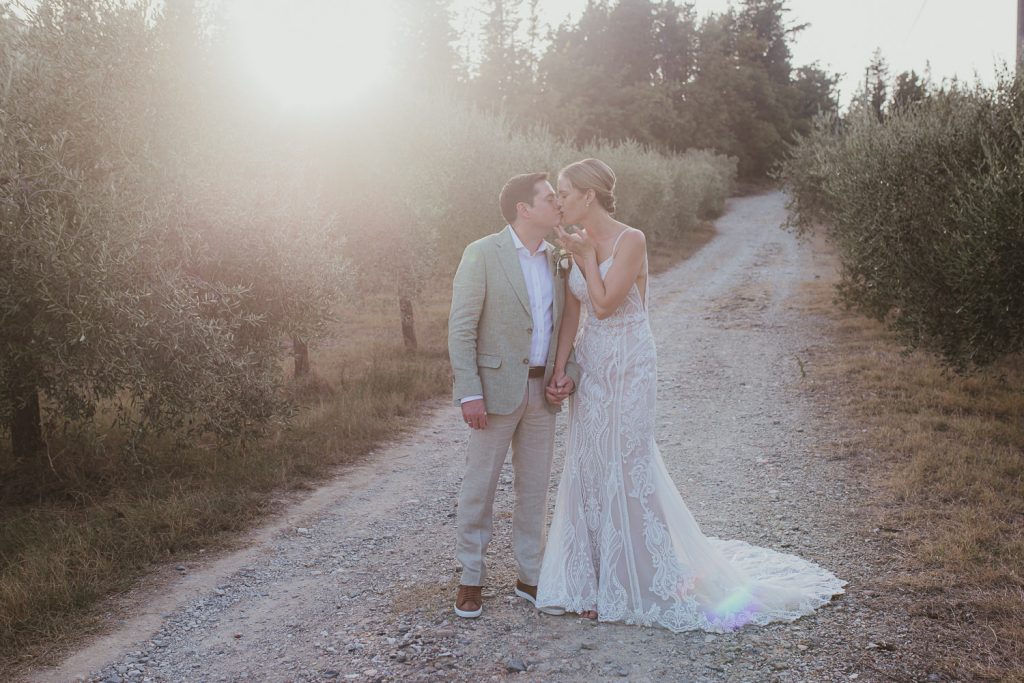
[448, 172, 580, 619]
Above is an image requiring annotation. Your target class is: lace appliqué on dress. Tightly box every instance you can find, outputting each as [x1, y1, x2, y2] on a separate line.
[536, 255, 845, 633]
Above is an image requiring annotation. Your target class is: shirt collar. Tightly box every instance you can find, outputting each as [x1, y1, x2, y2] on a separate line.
[507, 225, 551, 256]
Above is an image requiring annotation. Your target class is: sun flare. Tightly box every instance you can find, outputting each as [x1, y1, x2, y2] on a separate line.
[228, 0, 393, 111]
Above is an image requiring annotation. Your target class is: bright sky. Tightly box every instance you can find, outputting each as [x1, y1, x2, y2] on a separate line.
[456, 0, 1017, 107]
[223, 0, 393, 112]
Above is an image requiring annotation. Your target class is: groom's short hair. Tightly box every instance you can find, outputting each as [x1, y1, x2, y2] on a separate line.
[499, 172, 548, 225]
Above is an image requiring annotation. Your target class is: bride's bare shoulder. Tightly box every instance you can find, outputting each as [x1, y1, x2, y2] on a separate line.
[617, 225, 647, 248]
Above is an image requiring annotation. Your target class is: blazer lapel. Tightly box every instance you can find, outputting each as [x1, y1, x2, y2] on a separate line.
[497, 228, 532, 318]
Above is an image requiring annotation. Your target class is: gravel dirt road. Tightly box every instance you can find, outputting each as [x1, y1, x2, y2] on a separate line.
[29, 192, 939, 683]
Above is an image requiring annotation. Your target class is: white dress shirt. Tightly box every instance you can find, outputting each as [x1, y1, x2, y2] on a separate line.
[461, 226, 554, 404]
[509, 226, 554, 365]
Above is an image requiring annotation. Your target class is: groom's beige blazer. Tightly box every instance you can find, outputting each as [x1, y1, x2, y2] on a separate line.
[448, 226, 580, 414]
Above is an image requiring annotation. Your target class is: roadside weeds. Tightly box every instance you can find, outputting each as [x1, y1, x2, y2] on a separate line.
[795, 240, 1024, 682]
[0, 225, 717, 675]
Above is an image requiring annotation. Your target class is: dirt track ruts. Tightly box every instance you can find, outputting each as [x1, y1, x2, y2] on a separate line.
[29, 192, 938, 683]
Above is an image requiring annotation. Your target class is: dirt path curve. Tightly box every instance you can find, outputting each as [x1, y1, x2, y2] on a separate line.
[31, 192, 931, 683]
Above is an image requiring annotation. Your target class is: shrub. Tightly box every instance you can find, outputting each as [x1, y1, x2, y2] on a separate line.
[324, 92, 736, 314]
[780, 74, 1024, 367]
[0, 2, 349, 460]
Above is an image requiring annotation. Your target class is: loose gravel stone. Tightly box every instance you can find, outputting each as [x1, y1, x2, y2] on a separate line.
[505, 658, 527, 673]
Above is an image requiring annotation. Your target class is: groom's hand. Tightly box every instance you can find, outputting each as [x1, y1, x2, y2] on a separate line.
[461, 399, 488, 430]
[545, 373, 574, 406]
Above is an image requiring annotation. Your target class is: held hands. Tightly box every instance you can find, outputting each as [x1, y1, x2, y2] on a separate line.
[545, 369, 575, 406]
[555, 225, 595, 260]
[461, 399, 488, 430]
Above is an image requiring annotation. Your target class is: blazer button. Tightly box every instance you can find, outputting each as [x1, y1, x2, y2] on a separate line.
[522, 358, 529, 364]
[527, 327, 533, 334]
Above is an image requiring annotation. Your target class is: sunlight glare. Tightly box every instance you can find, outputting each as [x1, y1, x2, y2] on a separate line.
[229, 0, 393, 111]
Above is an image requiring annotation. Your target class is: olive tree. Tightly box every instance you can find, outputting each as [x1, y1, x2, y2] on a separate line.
[0, 0, 350, 462]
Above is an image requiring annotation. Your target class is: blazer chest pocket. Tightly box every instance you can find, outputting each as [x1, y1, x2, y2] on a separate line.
[477, 353, 502, 369]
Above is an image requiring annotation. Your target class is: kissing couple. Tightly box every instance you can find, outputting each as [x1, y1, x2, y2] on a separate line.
[448, 158, 844, 631]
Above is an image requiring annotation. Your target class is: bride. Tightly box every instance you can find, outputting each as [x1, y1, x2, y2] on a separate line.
[536, 158, 845, 631]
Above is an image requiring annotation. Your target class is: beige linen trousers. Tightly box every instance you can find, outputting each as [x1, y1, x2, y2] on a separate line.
[448, 227, 580, 586]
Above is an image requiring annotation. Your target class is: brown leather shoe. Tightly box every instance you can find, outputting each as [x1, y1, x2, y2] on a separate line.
[514, 580, 565, 615]
[514, 580, 538, 604]
[454, 584, 482, 618]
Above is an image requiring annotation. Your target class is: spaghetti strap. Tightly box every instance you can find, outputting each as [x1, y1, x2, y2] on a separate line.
[608, 228, 648, 309]
[641, 259, 650, 311]
[610, 229, 629, 258]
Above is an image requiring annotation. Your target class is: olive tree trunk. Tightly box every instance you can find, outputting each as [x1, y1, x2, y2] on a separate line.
[398, 296, 417, 351]
[292, 336, 310, 378]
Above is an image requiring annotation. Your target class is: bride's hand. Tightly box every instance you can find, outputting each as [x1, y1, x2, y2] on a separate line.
[545, 368, 574, 406]
[555, 225, 595, 259]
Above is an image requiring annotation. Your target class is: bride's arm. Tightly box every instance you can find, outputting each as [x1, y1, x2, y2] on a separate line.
[582, 230, 646, 319]
[554, 272, 581, 374]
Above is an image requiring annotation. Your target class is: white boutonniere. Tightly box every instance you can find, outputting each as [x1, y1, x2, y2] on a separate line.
[553, 246, 572, 278]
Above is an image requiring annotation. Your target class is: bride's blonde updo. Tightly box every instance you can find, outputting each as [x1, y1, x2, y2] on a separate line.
[559, 158, 616, 214]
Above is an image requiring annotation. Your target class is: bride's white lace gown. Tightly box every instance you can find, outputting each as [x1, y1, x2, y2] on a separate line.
[536, 241, 845, 632]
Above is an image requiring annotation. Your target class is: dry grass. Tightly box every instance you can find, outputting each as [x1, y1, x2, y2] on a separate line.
[796, 241, 1024, 681]
[0, 226, 717, 674]
[0, 288, 452, 673]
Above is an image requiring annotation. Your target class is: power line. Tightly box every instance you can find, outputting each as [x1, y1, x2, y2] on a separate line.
[904, 0, 930, 41]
